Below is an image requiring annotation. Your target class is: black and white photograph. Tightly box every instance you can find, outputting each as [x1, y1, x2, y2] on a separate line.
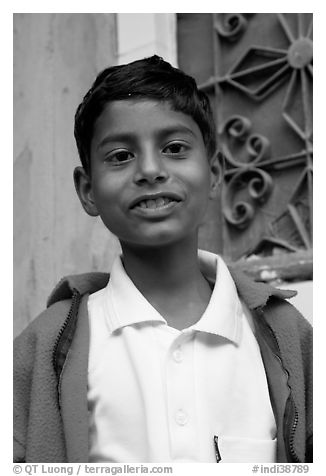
[13, 11, 313, 470]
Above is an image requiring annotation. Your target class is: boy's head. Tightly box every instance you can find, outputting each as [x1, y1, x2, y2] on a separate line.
[74, 55, 217, 175]
[73, 55, 221, 250]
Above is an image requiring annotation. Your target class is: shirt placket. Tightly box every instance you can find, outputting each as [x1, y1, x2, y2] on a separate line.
[165, 330, 199, 461]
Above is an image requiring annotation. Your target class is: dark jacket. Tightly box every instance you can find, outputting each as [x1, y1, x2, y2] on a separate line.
[13, 269, 313, 463]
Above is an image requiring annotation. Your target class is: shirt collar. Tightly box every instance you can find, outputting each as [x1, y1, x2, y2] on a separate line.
[193, 250, 242, 344]
[103, 250, 242, 345]
[104, 256, 166, 334]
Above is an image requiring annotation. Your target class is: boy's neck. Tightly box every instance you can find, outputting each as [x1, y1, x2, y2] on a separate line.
[120, 237, 213, 330]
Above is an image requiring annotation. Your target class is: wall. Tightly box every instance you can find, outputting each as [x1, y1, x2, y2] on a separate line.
[13, 13, 120, 336]
[117, 13, 177, 66]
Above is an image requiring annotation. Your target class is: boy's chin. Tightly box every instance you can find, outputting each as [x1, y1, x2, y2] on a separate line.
[120, 230, 197, 250]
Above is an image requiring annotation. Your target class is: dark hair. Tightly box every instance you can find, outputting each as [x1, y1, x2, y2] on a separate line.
[74, 55, 217, 174]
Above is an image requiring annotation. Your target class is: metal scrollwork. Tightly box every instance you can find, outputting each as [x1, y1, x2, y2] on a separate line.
[246, 134, 271, 163]
[221, 115, 271, 168]
[222, 168, 274, 229]
[207, 13, 312, 257]
[217, 13, 313, 104]
[223, 115, 251, 141]
[214, 14, 249, 41]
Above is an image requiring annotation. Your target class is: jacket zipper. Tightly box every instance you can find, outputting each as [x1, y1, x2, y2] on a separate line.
[52, 289, 81, 381]
[264, 319, 300, 462]
[289, 405, 299, 462]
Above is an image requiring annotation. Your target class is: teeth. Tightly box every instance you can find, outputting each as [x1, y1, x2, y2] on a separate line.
[135, 197, 176, 209]
[146, 199, 156, 209]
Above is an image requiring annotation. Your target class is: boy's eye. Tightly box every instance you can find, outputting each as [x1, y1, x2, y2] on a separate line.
[106, 150, 133, 165]
[163, 142, 187, 155]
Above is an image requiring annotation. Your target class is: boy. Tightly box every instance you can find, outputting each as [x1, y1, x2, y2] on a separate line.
[14, 55, 312, 463]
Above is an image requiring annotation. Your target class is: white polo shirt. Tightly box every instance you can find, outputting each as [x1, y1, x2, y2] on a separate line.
[87, 250, 277, 463]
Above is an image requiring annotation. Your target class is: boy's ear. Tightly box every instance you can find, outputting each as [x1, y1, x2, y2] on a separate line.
[73, 166, 99, 217]
[209, 151, 224, 199]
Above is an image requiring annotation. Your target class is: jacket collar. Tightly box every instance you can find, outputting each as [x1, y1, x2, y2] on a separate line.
[47, 267, 296, 310]
[228, 266, 296, 309]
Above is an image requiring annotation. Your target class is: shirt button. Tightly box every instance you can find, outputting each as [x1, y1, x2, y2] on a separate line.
[172, 348, 183, 363]
[175, 409, 188, 426]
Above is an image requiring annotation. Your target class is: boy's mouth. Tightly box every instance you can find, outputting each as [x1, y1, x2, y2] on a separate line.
[134, 197, 177, 209]
[130, 193, 183, 211]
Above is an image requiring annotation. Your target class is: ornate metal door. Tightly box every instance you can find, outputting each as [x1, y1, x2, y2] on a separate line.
[178, 13, 312, 282]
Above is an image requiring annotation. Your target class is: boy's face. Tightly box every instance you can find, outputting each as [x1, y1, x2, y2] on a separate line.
[74, 99, 219, 249]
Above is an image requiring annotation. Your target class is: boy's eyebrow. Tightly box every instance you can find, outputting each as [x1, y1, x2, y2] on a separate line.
[97, 133, 136, 151]
[97, 125, 198, 150]
[156, 125, 198, 139]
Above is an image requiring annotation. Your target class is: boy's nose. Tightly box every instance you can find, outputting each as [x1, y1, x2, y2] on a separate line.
[133, 152, 169, 185]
